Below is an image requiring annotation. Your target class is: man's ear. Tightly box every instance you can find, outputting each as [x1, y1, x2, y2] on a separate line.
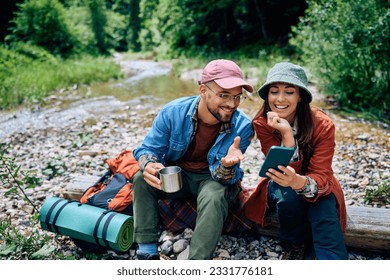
[199, 84, 207, 97]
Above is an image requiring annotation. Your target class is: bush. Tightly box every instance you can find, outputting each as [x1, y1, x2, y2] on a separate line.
[7, 0, 78, 57]
[290, 0, 389, 118]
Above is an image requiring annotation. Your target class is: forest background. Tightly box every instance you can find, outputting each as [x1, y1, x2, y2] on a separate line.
[0, 0, 389, 121]
[0, 0, 389, 262]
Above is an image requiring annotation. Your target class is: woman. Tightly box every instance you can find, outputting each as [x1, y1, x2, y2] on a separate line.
[245, 62, 348, 260]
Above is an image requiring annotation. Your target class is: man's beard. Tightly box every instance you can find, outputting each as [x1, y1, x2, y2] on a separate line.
[207, 104, 234, 123]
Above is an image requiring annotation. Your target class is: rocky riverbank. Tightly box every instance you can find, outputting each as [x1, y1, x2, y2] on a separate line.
[0, 57, 389, 260]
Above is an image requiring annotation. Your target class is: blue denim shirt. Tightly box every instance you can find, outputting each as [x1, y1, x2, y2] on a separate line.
[133, 96, 253, 184]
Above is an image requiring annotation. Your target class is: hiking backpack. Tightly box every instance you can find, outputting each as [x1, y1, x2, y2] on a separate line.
[79, 149, 139, 215]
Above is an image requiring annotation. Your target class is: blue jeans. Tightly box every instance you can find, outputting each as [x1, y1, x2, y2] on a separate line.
[267, 181, 348, 260]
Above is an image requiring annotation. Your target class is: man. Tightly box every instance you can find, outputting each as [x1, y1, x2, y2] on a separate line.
[132, 59, 254, 260]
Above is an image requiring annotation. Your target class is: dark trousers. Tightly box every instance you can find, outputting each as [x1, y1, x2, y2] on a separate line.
[267, 181, 348, 260]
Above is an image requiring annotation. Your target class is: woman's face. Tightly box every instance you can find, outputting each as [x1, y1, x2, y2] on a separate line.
[267, 82, 301, 124]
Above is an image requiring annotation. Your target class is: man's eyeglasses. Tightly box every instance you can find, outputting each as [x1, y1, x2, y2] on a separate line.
[205, 84, 246, 104]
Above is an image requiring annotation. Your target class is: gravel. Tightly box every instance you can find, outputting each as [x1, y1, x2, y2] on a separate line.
[0, 58, 389, 260]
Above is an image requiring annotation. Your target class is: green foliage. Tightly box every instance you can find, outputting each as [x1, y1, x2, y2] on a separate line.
[7, 0, 78, 57]
[0, 218, 57, 260]
[127, 0, 141, 51]
[104, 9, 128, 52]
[72, 132, 94, 148]
[64, 0, 130, 54]
[0, 44, 122, 109]
[153, 0, 184, 56]
[111, 0, 141, 51]
[42, 158, 67, 179]
[290, 0, 390, 118]
[0, 143, 40, 213]
[139, 0, 254, 56]
[0, 217, 124, 259]
[85, 0, 109, 53]
[6, 0, 132, 56]
[364, 180, 390, 205]
[137, 0, 307, 57]
[65, 5, 97, 54]
[138, 0, 160, 52]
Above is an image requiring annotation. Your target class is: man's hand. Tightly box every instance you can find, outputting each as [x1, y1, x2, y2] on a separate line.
[143, 162, 165, 190]
[221, 136, 244, 168]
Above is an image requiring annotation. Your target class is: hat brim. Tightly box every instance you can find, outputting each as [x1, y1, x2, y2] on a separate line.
[214, 77, 253, 93]
[258, 78, 312, 103]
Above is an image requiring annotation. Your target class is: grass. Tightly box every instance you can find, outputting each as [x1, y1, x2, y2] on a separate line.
[0, 45, 123, 110]
[0, 217, 54, 260]
[365, 180, 390, 205]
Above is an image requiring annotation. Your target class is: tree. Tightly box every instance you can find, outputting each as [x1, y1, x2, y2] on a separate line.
[85, 0, 109, 54]
[111, 0, 141, 51]
[7, 0, 77, 56]
[0, 0, 24, 42]
[137, 0, 308, 55]
[290, 0, 390, 118]
[138, 0, 159, 52]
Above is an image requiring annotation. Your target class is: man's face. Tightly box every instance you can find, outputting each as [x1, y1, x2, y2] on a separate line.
[201, 82, 243, 123]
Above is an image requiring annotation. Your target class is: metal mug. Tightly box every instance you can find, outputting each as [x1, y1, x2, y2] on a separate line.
[158, 166, 182, 193]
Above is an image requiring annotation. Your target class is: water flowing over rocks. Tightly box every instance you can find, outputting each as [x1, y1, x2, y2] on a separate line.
[0, 57, 389, 260]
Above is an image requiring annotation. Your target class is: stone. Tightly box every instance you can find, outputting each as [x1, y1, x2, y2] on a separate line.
[172, 239, 188, 254]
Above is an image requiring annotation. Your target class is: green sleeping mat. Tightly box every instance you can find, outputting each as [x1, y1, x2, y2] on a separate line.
[39, 197, 134, 252]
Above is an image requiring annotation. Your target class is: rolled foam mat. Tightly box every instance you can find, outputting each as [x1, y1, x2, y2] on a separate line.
[39, 197, 134, 252]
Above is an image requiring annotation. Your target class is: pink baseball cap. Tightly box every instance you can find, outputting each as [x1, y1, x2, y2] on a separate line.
[199, 59, 253, 92]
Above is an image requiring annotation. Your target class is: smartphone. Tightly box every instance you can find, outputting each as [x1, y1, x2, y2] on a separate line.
[258, 146, 295, 177]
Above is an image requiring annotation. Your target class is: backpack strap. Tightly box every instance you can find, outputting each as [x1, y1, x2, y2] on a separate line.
[45, 199, 73, 233]
[101, 212, 117, 248]
[93, 210, 116, 248]
[80, 170, 112, 198]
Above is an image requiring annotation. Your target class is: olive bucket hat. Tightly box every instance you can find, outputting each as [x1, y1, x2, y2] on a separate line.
[258, 62, 313, 103]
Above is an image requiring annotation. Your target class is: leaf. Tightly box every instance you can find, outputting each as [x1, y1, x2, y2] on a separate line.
[13, 165, 21, 178]
[0, 243, 17, 256]
[30, 244, 56, 259]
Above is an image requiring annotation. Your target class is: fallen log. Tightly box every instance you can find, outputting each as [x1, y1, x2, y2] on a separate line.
[254, 206, 390, 254]
[62, 175, 390, 254]
[61, 175, 101, 201]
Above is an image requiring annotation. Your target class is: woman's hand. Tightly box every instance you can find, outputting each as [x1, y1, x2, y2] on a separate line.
[143, 162, 165, 190]
[266, 112, 290, 132]
[266, 112, 295, 148]
[266, 165, 306, 190]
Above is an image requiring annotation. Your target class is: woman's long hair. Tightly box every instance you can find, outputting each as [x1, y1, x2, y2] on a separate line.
[253, 87, 315, 173]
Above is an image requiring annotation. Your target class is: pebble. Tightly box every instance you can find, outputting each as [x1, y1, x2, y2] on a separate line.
[0, 62, 389, 261]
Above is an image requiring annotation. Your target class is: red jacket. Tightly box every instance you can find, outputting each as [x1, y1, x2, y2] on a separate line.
[244, 109, 347, 232]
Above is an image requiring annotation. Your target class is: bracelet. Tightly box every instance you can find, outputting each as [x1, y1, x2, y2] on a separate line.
[295, 176, 318, 198]
[139, 155, 158, 172]
[142, 159, 156, 171]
